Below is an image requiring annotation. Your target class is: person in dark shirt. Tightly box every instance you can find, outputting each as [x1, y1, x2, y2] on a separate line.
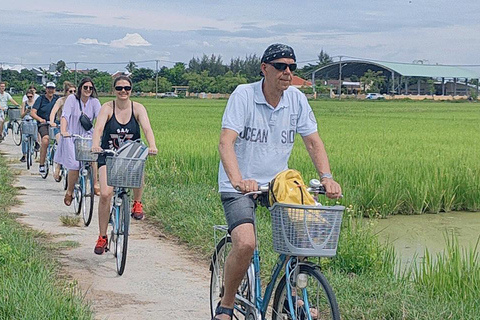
[31, 81, 59, 174]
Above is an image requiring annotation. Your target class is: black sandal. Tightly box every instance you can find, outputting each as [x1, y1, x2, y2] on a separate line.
[212, 305, 233, 320]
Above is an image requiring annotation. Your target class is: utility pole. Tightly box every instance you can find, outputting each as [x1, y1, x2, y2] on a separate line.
[338, 56, 343, 100]
[311, 70, 316, 99]
[155, 60, 159, 99]
[74, 62, 78, 86]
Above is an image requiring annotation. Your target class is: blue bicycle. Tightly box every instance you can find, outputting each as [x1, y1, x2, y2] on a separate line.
[98, 141, 149, 275]
[210, 181, 344, 320]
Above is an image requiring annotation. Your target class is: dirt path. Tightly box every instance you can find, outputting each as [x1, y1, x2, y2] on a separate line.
[0, 136, 211, 319]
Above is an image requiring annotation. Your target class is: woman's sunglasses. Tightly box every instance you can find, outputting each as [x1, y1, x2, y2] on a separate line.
[68, 89, 76, 93]
[115, 86, 132, 92]
[267, 62, 297, 72]
[27, 96, 33, 98]
[83, 85, 94, 91]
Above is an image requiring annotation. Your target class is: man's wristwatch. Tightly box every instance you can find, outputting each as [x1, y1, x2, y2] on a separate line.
[320, 173, 333, 180]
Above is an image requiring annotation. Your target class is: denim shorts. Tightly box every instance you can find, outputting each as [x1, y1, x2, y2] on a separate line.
[220, 192, 257, 233]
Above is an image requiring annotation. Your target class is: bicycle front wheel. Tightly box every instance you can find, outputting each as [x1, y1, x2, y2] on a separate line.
[115, 193, 130, 275]
[210, 236, 253, 319]
[82, 166, 95, 226]
[12, 121, 21, 146]
[272, 263, 340, 320]
[26, 137, 32, 170]
[73, 178, 83, 215]
[62, 167, 68, 190]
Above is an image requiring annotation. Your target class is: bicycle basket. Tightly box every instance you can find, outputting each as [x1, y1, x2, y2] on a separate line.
[74, 138, 98, 162]
[270, 203, 344, 257]
[106, 156, 145, 188]
[7, 108, 21, 120]
[48, 126, 57, 141]
[21, 120, 37, 136]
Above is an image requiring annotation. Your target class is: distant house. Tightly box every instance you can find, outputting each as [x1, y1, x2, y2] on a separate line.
[31, 63, 61, 85]
[112, 71, 130, 79]
[291, 75, 312, 89]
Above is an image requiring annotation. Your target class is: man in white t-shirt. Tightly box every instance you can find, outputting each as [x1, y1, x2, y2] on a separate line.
[214, 44, 342, 320]
[0, 81, 20, 141]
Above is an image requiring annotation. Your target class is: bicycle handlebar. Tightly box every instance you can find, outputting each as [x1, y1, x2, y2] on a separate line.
[245, 179, 328, 196]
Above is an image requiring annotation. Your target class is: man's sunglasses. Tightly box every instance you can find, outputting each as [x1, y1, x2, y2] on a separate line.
[69, 89, 76, 93]
[115, 86, 132, 92]
[83, 85, 94, 91]
[267, 62, 297, 72]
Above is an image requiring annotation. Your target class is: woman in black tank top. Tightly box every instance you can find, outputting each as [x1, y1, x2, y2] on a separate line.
[91, 76, 158, 255]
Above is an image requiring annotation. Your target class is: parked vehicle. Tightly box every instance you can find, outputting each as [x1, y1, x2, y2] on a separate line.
[366, 93, 385, 100]
[160, 92, 178, 98]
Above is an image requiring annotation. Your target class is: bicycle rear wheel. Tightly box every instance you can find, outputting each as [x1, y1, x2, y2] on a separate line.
[82, 166, 94, 226]
[115, 193, 130, 275]
[210, 236, 253, 319]
[73, 177, 83, 215]
[272, 263, 340, 320]
[12, 121, 21, 146]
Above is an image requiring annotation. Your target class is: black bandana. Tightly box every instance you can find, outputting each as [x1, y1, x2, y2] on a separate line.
[261, 43, 296, 63]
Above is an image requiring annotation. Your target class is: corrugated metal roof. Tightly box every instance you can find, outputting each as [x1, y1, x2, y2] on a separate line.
[315, 60, 480, 79]
[376, 61, 480, 78]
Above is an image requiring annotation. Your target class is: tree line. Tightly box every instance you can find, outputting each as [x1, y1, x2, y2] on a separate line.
[1, 50, 382, 95]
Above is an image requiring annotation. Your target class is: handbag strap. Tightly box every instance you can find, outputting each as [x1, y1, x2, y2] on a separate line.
[78, 98, 91, 120]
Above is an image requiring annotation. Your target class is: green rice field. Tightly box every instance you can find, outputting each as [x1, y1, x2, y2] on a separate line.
[133, 97, 479, 319]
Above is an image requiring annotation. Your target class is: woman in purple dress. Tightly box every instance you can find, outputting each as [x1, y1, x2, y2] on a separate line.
[57, 77, 101, 206]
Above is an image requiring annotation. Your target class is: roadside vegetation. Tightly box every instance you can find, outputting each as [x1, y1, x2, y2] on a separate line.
[138, 98, 479, 319]
[0, 156, 92, 319]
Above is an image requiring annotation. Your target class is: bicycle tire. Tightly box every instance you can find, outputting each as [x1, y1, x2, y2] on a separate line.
[49, 144, 56, 177]
[62, 168, 68, 190]
[12, 121, 21, 146]
[209, 236, 253, 319]
[26, 136, 32, 170]
[73, 177, 83, 215]
[116, 193, 130, 275]
[82, 166, 94, 226]
[272, 263, 340, 320]
[41, 148, 49, 179]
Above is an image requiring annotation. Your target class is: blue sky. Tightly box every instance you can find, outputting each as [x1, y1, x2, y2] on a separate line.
[2, 0, 480, 73]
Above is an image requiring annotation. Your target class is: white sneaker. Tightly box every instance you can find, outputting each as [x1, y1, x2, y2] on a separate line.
[39, 165, 46, 174]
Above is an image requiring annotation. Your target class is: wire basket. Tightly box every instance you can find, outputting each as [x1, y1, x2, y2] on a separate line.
[21, 120, 37, 136]
[270, 203, 344, 257]
[74, 138, 98, 162]
[106, 156, 145, 188]
[7, 108, 21, 120]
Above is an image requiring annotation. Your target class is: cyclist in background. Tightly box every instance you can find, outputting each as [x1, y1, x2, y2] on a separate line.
[91, 75, 157, 255]
[30, 82, 59, 174]
[19, 89, 36, 162]
[0, 81, 20, 142]
[22, 85, 39, 103]
[214, 43, 342, 320]
[57, 78, 101, 206]
[50, 81, 76, 182]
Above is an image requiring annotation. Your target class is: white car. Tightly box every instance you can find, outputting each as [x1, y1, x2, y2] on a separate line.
[366, 93, 385, 100]
[161, 92, 178, 98]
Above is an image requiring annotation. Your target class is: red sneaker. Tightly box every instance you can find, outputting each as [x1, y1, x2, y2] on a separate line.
[94, 236, 108, 255]
[131, 200, 144, 220]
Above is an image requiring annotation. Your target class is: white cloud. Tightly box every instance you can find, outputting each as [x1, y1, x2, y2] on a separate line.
[110, 33, 151, 48]
[76, 38, 108, 46]
[76, 33, 151, 49]
[203, 41, 213, 47]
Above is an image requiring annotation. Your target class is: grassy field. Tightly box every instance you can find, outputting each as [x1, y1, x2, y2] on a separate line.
[0, 155, 92, 319]
[133, 97, 479, 319]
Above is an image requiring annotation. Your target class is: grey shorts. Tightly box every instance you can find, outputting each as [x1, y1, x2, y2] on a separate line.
[220, 192, 257, 233]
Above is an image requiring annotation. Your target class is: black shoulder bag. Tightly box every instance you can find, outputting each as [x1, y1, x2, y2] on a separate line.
[78, 98, 93, 131]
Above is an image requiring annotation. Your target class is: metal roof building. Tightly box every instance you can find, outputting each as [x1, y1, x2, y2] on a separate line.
[312, 59, 480, 96]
